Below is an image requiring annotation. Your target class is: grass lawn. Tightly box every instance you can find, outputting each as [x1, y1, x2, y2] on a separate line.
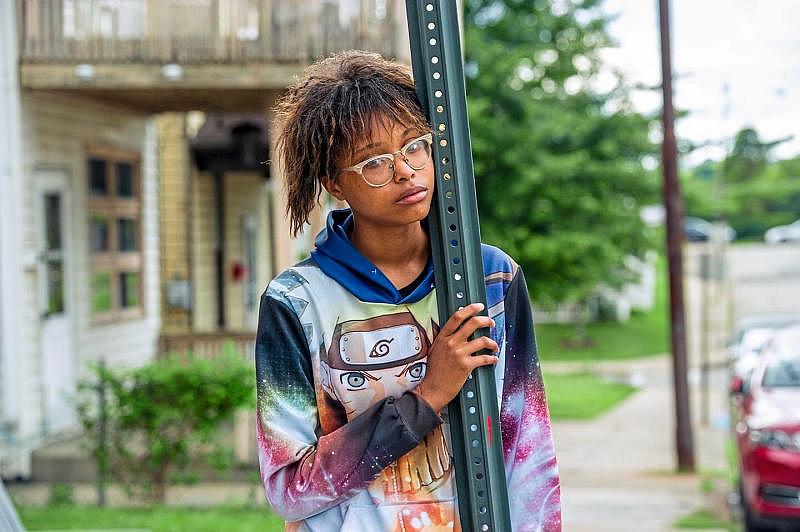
[536, 256, 669, 362]
[543, 372, 637, 420]
[673, 508, 735, 530]
[18, 505, 284, 532]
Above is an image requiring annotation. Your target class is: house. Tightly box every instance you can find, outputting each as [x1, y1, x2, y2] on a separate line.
[0, 0, 411, 478]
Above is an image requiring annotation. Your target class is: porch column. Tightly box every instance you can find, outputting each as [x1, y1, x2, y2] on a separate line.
[0, 0, 26, 475]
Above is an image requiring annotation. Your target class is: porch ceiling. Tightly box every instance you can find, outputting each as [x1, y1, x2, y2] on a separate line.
[20, 63, 297, 112]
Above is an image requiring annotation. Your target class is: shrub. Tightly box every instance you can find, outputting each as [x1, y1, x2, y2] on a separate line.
[77, 348, 254, 503]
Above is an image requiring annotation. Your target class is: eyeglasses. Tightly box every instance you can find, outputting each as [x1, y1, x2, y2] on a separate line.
[338, 133, 433, 188]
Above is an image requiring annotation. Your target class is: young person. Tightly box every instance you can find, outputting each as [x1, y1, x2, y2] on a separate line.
[256, 50, 561, 531]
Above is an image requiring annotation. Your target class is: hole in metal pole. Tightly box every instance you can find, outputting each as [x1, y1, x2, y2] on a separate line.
[426, 3, 433, 11]
[435, 90, 443, 98]
[433, 72, 441, 79]
[439, 139, 447, 147]
[445, 190, 453, 198]
[453, 273, 461, 280]
[428, 22, 435, 30]
[447, 206, 455, 213]
[456, 291, 464, 299]
[430, 38, 437, 45]
[436, 105, 444, 113]
[438, 123, 446, 131]
[449, 224, 457, 231]
[431, 56, 439, 64]
[452, 256, 460, 264]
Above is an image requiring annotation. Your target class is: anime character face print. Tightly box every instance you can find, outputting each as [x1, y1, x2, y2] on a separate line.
[321, 311, 454, 504]
[322, 312, 430, 420]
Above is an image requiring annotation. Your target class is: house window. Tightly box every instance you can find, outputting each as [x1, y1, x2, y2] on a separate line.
[87, 147, 143, 323]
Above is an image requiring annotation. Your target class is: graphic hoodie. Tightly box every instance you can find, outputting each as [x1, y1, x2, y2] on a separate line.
[256, 209, 561, 531]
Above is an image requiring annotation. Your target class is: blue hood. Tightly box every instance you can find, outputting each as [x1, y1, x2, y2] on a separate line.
[310, 209, 435, 304]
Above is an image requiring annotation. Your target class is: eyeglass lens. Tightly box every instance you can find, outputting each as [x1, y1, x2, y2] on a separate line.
[362, 138, 431, 186]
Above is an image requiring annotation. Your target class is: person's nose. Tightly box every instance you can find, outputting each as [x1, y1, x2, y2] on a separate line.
[393, 155, 415, 182]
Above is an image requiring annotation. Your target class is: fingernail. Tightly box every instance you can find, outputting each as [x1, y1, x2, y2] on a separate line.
[475, 303, 484, 310]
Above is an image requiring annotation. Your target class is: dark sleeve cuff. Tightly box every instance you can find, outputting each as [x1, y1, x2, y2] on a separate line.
[394, 391, 443, 443]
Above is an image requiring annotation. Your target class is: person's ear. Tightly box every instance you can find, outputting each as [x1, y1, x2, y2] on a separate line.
[322, 176, 346, 202]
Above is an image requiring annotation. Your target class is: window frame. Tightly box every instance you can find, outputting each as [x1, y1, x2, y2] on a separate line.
[86, 145, 144, 324]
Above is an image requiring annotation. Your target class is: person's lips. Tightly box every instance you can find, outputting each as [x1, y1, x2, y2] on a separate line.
[396, 185, 428, 204]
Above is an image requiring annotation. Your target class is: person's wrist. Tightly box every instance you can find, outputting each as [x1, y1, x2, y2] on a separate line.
[415, 383, 444, 415]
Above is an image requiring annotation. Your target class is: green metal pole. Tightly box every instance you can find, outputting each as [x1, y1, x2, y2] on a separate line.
[406, 2, 511, 530]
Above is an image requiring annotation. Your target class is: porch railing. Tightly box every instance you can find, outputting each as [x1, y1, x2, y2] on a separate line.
[20, 0, 398, 64]
[159, 331, 255, 361]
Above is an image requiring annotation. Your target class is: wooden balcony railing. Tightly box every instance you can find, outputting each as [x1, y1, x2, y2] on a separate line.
[159, 331, 255, 361]
[20, 0, 399, 64]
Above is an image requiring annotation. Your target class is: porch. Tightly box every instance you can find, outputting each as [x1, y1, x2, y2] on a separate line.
[18, 0, 409, 111]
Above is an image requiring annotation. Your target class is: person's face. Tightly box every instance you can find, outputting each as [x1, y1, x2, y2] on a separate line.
[324, 116, 435, 229]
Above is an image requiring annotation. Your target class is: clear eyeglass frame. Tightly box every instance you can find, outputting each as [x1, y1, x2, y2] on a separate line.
[338, 133, 434, 188]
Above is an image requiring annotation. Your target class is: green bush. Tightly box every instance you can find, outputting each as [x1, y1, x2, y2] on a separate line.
[47, 483, 75, 506]
[77, 348, 254, 502]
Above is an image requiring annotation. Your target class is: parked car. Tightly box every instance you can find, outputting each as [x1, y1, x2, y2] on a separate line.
[731, 325, 800, 531]
[729, 315, 800, 380]
[764, 219, 800, 244]
[684, 216, 736, 242]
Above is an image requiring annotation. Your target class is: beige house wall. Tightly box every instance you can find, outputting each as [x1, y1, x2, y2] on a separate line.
[157, 114, 191, 331]
[223, 172, 272, 331]
[191, 170, 218, 332]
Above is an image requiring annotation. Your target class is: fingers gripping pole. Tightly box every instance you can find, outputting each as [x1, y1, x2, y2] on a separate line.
[405, 1, 512, 530]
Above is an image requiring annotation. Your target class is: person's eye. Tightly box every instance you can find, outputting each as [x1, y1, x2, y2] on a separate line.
[343, 372, 367, 389]
[405, 140, 424, 154]
[363, 157, 390, 171]
[407, 362, 426, 381]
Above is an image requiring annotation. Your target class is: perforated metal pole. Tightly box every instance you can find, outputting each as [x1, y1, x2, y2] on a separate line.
[406, 2, 512, 530]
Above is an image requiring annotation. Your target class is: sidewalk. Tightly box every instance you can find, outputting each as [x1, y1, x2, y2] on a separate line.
[549, 354, 731, 531]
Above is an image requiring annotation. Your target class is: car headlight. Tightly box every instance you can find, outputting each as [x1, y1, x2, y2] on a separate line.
[749, 429, 800, 451]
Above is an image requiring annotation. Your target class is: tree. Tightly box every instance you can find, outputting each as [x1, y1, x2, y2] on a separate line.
[722, 127, 790, 184]
[464, 0, 658, 307]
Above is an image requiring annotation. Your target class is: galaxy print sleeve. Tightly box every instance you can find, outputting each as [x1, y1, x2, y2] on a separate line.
[500, 269, 562, 531]
[255, 294, 443, 522]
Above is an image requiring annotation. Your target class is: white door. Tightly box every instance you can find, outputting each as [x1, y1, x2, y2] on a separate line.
[36, 170, 76, 433]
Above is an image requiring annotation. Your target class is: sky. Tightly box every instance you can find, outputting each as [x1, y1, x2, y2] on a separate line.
[598, 0, 800, 165]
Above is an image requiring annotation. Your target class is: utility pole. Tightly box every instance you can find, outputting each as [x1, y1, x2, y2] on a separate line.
[658, 0, 695, 472]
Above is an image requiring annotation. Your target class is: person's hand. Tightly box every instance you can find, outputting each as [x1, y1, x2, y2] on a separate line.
[416, 303, 499, 414]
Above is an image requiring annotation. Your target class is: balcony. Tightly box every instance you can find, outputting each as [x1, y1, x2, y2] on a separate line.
[18, 0, 408, 111]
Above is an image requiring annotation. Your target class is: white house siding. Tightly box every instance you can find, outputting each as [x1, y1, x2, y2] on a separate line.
[6, 93, 160, 476]
[0, 0, 26, 477]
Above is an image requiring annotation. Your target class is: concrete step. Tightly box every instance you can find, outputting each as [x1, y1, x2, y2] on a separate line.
[30, 435, 256, 483]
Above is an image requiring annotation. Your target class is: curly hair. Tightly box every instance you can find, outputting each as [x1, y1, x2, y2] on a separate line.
[273, 50, 430, 236]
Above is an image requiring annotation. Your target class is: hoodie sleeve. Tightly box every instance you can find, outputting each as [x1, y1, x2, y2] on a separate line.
[255, 294, 442, 522]
[499, 268, 562, 531]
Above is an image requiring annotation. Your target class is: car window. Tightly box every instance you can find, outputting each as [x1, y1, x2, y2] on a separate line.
[740, 328, 774, 354]
[762, 358, 800, 387]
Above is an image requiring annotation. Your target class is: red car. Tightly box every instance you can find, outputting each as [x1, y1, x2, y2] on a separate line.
[732, 325, 800, 531]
